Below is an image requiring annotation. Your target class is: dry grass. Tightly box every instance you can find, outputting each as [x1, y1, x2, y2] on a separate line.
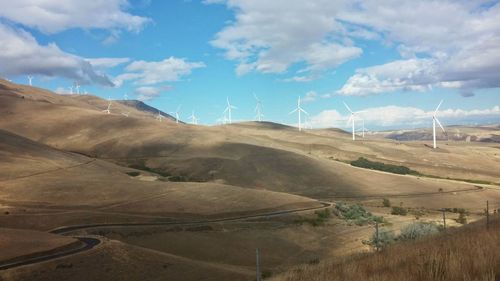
[271, 216, 500, 281]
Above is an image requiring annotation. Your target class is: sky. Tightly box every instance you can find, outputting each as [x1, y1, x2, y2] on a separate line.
[0, 0, 499, 130]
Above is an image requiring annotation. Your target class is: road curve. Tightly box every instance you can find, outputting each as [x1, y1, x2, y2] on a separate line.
[0, 202, 331, 271]
[50, 201, 332, 235]
[0, 237, 101, 271]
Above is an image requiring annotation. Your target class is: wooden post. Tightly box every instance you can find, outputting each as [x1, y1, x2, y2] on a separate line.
[442, 209, 446, 231]
[486, 201, 490, 230]
[256, 248, 261, 281]
[375, 222, 380, 252]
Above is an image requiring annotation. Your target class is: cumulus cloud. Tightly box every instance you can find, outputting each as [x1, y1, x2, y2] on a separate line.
[208, 0, 361, 78]
[209, 1, 500, 94]
[0, 23, 114, 86]
[302, 91, 317, 102]
[307, 105, 500, 129]
[114, 57, 206, 86]
[85, 57, 131, 69]
[133, 86, 171, 101]
[337, 59, 436, 96]
[0, 0, 150, 34]
[336, 1, 500, 96]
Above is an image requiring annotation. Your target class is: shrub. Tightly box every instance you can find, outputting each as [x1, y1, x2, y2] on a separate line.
[335, 203, 383, 225]
[456, 212, 467, 224]
[125, 171, 141, 177]
[399, 222, 440, 240]
[350, 157, 420, 175]
[364, 228, 395, 250]
[168, 175, 187, 182]
[382, 198, 391, 207]
[391, 206, 408, 216]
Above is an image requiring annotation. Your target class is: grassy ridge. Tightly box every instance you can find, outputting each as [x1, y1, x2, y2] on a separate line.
[270, 216, 499, 281]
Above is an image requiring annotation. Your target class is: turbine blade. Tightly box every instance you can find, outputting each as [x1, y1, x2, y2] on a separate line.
[346, 115, 353, 126]
[343, 102, 353, 113]
[435, 117, 446, 133]
[300, 108, 309, 115]
[434, 100, 443, 114]
[289, 108, 298, 115]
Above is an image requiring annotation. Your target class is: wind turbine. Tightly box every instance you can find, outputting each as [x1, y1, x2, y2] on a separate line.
[69, 85, 74, 95]
[27, 75, 33, 86]
[75, 82, 80, 95]
[188, 110, 198, 125]
[289, 97, 308, 131]
[170, 105, 181, 124]
[224, 97, 237, 124]
[254, 94, 264, 122]
[124, 93, 128, 100]
[344, 102, 363, 141]
[432, 100, 446, 149]
[102, 99, 111, 114]
[156, 110, 165, 122]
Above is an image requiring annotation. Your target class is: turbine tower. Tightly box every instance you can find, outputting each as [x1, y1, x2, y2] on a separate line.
[103, 99, 111, 114]
[69, 85, 74, 95]
[432, 100, 446, 149]
[27, 75, 33, 86]
[156, 110, 165, 122]
[224, 97, 237, 124]
[344, 102, 362, 141]
[170, 105, 181, 124]
[254, 94, 264, 122]
[188, 110, 198, 125]
[75, 82, 80, 95]
[289, 97, 308, 131]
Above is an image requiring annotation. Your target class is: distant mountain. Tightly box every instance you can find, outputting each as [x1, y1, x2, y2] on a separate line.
[117, 100, 178, 122]
[383, 125, 500, 143]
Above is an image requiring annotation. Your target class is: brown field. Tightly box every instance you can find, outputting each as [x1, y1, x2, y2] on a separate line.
[0, 79, 499, 280]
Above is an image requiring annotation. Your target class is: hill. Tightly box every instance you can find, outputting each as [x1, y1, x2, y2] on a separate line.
[270, 216, 500, 281]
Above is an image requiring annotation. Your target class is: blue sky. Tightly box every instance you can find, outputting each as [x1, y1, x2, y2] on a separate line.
[0, 0, 499, 129]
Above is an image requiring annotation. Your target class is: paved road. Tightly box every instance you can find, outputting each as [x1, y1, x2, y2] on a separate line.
[0, 202, 331, 271]
[0, 237, 101, 271]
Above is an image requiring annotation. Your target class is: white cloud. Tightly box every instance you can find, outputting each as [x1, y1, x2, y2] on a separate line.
[336, 1, 500, 96]
[302, 91, 317, 102]
[0, 23, 114, 86]
[85, 57, 131, 69]
[134, 86, 172, 101]
[337, 59, 435, 96]
[115, 57, 206, 86]
[209, 1, 500, 94]
[208, 0, 360, 78]
[307, 105, 500, 129]
[0, 0, 150, 34]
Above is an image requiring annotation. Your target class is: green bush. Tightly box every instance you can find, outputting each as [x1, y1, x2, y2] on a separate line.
[391, 206, 408, 216]
[364, 228, 395, 250]
[168, 175, 187, 182]
[125, 171, 141, 177]
[350, 157, 419, 175]
[399, 222, 440, 240]
[335, 203, 383, 225]
[456, 212, 467, 224]
[382, 198, 391, 207]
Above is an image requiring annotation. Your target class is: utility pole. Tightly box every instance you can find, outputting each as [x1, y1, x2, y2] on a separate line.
[256, 248, 261, 281]
[486, 201, 490, 230]
[442, 209, 446, 231]
[375, 222, 379, 252]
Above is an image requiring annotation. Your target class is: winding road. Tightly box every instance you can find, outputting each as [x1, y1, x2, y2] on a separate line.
[0, 202, 332, 271]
